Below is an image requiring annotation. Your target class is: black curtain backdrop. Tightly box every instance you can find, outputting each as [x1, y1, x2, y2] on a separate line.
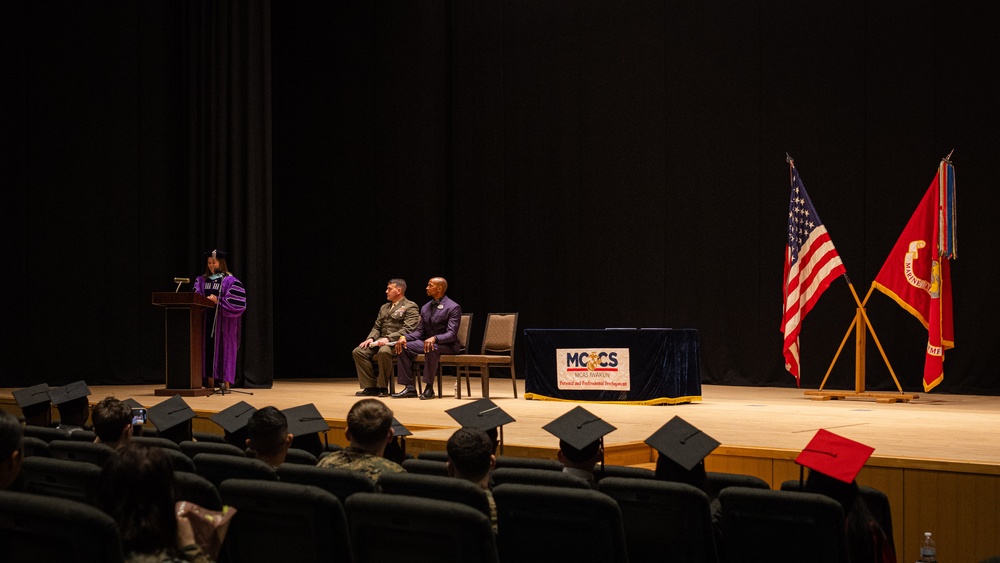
[183, 0, 274, 388]
[3, 1, 998, 397]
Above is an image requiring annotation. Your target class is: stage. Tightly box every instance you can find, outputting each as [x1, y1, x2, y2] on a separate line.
[3, 379, 1000, 561]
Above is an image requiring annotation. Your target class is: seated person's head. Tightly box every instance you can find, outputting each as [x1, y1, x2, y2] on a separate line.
[91, 397, 133, 448]
[21, 403, 51, 428]
[0, 411, 24, 490]
[805, 469, 860, 512]
[97, 445, 178, 556]
[247, 406, 292, 466]
[484, 427, 500, 455]
[446, 428, 495, 484]
[345, 399, 393, 453]
[57, 396, 90, 428]
[654, 454, 708, 491]
[558, 439, 602, 472]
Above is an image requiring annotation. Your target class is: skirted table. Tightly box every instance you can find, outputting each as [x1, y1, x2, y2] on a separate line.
[523, 328, 701, 405]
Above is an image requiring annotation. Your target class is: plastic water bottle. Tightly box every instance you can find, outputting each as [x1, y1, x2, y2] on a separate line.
[919, 531, 937, 562]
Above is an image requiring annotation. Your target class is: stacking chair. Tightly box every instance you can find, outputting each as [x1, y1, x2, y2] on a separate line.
[22, 436, 50, 458]
[705, 471, 770, 498]
[174, 470, 223, 510]
[718, 486, 848, 563]
[780, 479, 895, 556]
[276, 464, 376, 503]
[221, 479, 352, 563]
[494, 455, 563, 472]
[401, 458, 450, 477]
[180, 440, 246, 459]
[599, 476, 719, 563]
[193, 453, 278, 488]
[493, 483, 628, 563]
[0, 490, 124, 563]
[413, 312, 474, 398]
[439, 312, 518, 398]
[377, 472, 493, 519]
[22, 425, 70, 443]
[346, 492, 498, 563]
[283, 447, 319, 465]
[20, 456, 101, 504]
[48, 440, 114, 466]
[491, 467, 593, 489]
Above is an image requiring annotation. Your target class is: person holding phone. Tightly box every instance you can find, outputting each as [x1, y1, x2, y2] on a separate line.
[92, 396, 134, 449]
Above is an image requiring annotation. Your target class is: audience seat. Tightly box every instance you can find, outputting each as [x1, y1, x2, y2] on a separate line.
[346, 492, 498, 563]
[491, 467, 592, 489]
[0, 490, 124, 563]
[194, 453, 277, 488]
[220, 479, 352, 563]
[401, 458, 450, 477]
[276, 464, 376, 503]
[48, 440, 114, 467]
[377, 472, 492, 518]
[492, 483, 627, 562]
[494, 455, 563, 472]
[180, 440, 246, 459]
[174, 471, 223, 511]
[20, 456, 101, 504]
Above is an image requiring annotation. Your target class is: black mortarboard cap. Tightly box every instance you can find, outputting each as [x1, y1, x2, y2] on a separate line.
[203, 249, 228, 260]
[795, 429, 874, 484]
[391, 417, 412, 438]
[123, 398, 145, 409]
[282, 404, 330, 437]
[147, 395, 196, 432]
[542, 406, 616, 452]
[49, 381, 91, 405]
[13, 384, 51, 410]
[645, 416, 720, 471]
[210, 401, 257, 434]
[446, 399, 515, 431]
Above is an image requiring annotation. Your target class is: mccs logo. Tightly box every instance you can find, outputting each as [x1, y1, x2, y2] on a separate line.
[565, 351, 619, 371]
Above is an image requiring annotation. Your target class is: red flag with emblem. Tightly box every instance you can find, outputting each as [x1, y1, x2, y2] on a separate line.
[872, 158, 957, 392]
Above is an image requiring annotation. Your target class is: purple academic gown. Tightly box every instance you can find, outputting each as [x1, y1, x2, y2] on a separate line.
[194, 274, 247, 384]
[397, 295, 462, 385]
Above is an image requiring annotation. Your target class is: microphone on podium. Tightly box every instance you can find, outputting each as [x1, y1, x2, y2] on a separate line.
[173, 277, 190, 293]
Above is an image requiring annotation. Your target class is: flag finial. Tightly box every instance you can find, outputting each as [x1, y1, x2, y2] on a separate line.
[786, 152, 794, 165]
[943, 149, 954, 163]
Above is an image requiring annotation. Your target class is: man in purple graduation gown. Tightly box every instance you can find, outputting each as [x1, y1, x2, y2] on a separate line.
[393, 277, 462, 400]
[194, 249, 247, 389]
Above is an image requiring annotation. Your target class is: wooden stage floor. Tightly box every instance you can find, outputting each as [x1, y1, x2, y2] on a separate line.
[6, 378, 999, 469]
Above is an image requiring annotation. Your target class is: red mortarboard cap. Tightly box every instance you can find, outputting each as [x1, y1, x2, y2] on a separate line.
[795, 428, 874, 484]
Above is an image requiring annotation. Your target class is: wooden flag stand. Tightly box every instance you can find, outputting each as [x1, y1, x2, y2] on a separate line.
[804, 281, 919, 403]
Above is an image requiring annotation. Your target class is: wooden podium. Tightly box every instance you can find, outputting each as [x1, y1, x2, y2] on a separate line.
[151, 292, 217, 396]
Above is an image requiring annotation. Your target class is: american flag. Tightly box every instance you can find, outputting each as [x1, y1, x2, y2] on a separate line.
[781, 162, 846, 384]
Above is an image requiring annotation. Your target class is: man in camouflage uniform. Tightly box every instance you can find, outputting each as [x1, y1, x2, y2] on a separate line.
[352, 278, 420, 397]
[317, 399, 404, 482]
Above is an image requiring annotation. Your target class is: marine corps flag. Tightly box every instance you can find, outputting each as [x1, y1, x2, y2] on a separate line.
[872, 157, 957, 392]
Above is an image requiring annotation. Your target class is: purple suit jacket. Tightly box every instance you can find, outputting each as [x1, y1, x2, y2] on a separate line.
[406, 295, 462, 345]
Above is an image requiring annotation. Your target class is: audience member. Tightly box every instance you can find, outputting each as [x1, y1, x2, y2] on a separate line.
[92, 396, 134, 448]
[447, 427, 497, 529]
[316, 399, 404, 481]
[543, 406, 616, 488]
[797, 429, 896, 563]
[12, 383, 52, 427]
[283, 403, 330, 458]
[210, 401, 256, 450]
[97, 445, 213, 562]
[0, 411, 24, 490]
[147, 395, 196, 444]
[353, 278, 420, 397]
[445, 399, 515, 456]
[392, 277, 462, 400]
[51, 380, 92, 434]
[646, 416, 718, 496]
[246, 406, 293, 468]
